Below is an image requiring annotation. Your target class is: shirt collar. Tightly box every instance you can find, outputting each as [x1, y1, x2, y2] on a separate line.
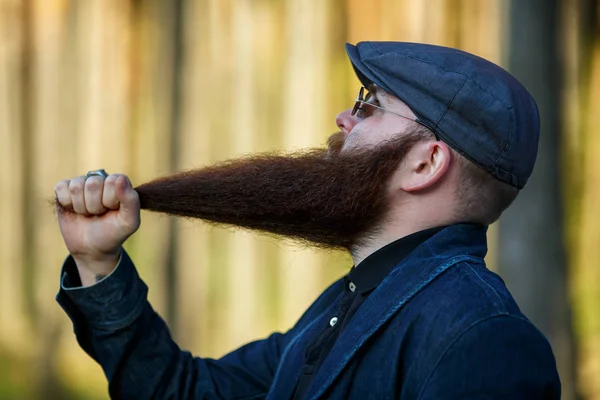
[347, 226, 446, 295]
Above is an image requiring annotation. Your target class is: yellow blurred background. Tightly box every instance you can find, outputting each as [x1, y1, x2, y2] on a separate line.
[0, 0, 599, 399]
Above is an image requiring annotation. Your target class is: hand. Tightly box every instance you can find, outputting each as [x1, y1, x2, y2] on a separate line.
[54, 173, 141, 283]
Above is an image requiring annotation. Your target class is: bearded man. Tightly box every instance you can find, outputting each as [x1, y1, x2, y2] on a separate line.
[54, 42, 561, 399]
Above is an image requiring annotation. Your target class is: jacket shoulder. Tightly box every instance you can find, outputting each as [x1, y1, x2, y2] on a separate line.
[429, 260, 523, 318]
[417, 314, 561, 399]
[396, 260, 559, 397]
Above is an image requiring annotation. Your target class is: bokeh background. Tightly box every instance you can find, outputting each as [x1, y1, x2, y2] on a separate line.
[0, 0, 599, 398]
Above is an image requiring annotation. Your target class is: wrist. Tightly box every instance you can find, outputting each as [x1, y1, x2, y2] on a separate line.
[73, 249, 122, 287]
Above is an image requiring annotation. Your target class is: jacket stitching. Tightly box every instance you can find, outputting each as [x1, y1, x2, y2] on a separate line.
[415, 314, 532, 400]
[464, 263, 505, 311]
[90, 291, 148, 330]
[272, 291, 344, 398]
[309, 254, 477, 400]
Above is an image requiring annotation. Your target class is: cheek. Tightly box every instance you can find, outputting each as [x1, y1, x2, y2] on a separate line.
[342, 125, 390, 152]
[341, 134, 360, 152]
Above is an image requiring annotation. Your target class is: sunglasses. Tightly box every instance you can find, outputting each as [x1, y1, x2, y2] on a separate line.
[351, 86, 436, 135]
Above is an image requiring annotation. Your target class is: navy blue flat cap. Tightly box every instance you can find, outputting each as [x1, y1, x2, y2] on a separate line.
[346, 41, 539, 189]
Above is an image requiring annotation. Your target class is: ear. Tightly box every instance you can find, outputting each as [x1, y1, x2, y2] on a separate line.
[397, 141, 452, 192]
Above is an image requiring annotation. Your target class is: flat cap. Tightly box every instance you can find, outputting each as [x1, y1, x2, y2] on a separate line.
[346, 41, 539, 189]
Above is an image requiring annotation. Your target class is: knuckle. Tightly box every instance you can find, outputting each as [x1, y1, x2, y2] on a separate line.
[104, 174, 118, 186]
[54, 180, 68, 193]
[85, 176, 102, 191]
[69, 180, 83, 195]
[111, 174, 125, 184]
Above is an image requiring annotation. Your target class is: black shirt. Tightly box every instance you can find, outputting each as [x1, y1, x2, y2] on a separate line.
[292, 227, 444, 400]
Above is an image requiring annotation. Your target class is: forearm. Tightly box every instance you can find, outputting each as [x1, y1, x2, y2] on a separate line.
[56, 250, 279, 399]
[57, 251, 202, 398]
[93, 301, 223, 399]
[57, 251, 218, 399]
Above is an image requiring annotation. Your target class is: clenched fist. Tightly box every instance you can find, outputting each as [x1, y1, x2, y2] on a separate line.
[54, 173, 141, 286]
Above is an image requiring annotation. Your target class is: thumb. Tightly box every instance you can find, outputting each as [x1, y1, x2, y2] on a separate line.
[115, 175, 140, 217]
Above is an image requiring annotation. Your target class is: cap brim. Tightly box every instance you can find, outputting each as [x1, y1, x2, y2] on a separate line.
[345, 42, 435, 133]
[345, 43, 379, 89]
[346, 43, 402, 95]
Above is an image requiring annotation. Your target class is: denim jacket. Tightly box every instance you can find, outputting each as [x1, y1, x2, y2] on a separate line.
[56, 223, 561, 399]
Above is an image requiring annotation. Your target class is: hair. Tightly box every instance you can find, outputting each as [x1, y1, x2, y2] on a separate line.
[452, 153, 519, 225]
[412, 125, 519, 225]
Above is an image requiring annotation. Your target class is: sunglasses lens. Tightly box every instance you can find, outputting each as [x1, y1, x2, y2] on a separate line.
[352, 101, 361, 116]
[352, 87, 366, 116]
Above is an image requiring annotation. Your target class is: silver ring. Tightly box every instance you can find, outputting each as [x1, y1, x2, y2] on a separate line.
[86, 169, 109, 179]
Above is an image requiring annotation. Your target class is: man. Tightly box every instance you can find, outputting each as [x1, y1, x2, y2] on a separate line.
[54, 41, 561, 399]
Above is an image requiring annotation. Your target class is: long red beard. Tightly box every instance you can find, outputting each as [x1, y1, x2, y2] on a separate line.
[134, 132, 424, 251]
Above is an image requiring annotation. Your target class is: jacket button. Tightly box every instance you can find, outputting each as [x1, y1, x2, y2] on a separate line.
[330, 317, 338, 327]
[349, 282, 356, 292]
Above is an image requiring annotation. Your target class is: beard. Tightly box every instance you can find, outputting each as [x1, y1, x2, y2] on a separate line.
[135, 131, 424, 252]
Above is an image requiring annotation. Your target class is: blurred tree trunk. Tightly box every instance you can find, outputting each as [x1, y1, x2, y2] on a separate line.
[500, 0, 579, 398]
[19, 1, 71, 398]
[159, 0, 185, 332]
[571, 0, 600, 397]
[19, 0, 36, 336]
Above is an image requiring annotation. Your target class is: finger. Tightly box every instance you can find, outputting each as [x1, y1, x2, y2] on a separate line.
[84, 176, 107, 215]
[102, 174, 121, 210]
[69, 176, 88, 215]
[54, 179, 73, 210]
[114, 175, 140, 215]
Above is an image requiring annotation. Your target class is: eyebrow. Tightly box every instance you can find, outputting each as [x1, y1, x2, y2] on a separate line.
[368, 84, 392, 107]
[367, 84, 378, 97]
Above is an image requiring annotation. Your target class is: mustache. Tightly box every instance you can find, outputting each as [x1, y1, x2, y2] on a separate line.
[133, 133, 422, 250]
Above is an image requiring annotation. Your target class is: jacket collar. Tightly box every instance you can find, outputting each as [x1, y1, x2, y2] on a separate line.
[306, 223, 488, 400]
[348, 226, 445, 295]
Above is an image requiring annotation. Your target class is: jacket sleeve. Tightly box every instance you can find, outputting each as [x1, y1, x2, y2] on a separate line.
[56, 250, 287, 400]
[417, 315, 562, 400]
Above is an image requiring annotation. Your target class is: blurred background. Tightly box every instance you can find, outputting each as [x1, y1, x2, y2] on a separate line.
[0, 0, 598, 398]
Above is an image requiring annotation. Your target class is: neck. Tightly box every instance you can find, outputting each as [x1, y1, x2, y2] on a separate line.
[351, 223, 419, 266]
[351, 203, 455, 266]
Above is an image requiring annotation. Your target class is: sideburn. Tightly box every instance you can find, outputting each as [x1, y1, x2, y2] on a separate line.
[135, 134, 423, 251]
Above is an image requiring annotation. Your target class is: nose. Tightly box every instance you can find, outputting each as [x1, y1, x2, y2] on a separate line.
[336, 109, 359, 134]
